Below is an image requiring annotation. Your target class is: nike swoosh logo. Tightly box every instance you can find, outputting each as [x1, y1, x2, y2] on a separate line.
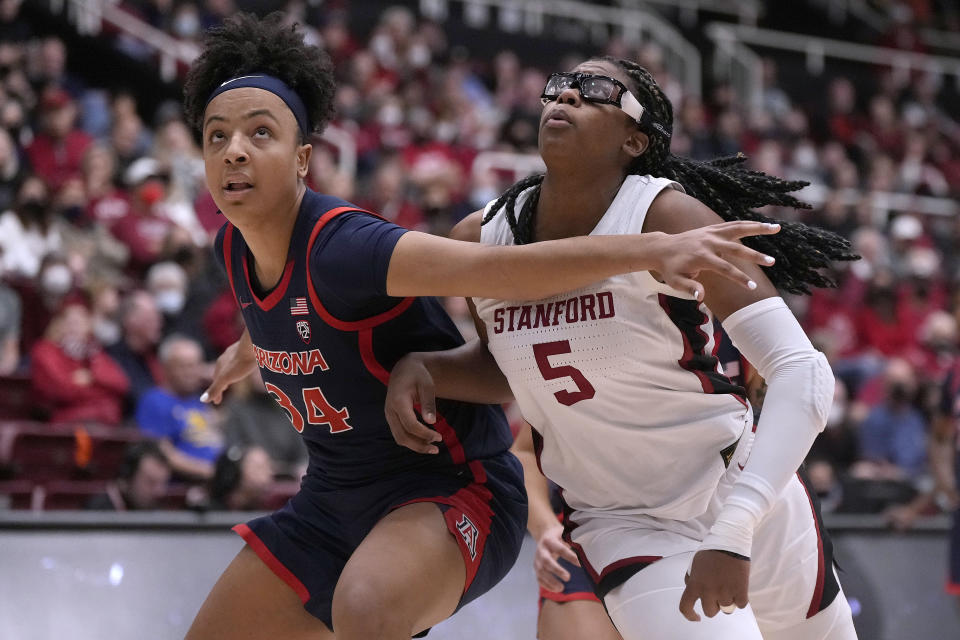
[240, 300, 252, 309]
[737, 463, 745, 471]
[218, 75, 264, 88]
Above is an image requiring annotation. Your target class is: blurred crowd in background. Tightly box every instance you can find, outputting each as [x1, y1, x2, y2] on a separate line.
[0, 0, 958, 518]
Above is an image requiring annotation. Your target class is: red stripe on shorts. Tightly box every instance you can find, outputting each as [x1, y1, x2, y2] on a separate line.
[394, 481, 495, 594]
[233, 523, 311, 604]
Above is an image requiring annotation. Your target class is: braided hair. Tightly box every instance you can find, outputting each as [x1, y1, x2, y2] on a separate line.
[483, 56, 858, 295]
[182, 12, 336, 141]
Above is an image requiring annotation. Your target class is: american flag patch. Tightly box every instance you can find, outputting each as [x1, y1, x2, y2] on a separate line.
[290, 297, 309, 316]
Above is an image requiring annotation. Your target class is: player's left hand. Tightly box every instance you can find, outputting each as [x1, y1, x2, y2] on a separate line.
[384, 353, 444, 454]
[534, 523, 580, 593]
[678, 549, 750, 621]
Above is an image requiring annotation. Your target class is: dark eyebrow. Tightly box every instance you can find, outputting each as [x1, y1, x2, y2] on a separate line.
[203, 109, 281, 131]
[246, 109, 281, 125]
[203, 114, 226, 130]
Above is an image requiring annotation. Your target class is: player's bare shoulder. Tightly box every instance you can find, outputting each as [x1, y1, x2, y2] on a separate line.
[450, 210, 484, 243]
[644, 187, 724, 235]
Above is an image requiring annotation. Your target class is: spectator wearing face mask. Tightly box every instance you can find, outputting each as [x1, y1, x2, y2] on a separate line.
[854, 358, 929, 482]
[109, 157, 177, 276]
[30, 296, 130, 425]
[0, 174, 63, 279]
[88, 279, 123, 347]
[145, 260, 187, 332]
[170, 2, 203, 42]
[11, 253, 75, 357]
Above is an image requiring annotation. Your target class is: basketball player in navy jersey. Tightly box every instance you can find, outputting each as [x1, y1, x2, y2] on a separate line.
[385, 57, 859, 639]
[183, 15, 784, 640]
[933, 364, 960, 603]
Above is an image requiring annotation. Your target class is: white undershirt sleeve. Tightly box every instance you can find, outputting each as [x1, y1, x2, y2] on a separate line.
[699, 296, 835, 559]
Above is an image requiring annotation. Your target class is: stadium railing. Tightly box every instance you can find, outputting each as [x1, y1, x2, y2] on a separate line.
[809, 0, 960, 53]
[706, 21, 960, 110]
[615, 0, 762, 26]
[472, 151, 960, 220]
[419, 0, 703, 97]
[48, 0, 199, 82]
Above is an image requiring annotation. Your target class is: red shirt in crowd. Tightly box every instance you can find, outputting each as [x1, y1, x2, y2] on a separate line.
[85, 190, 132, 230]
[25, 130, 93, 191]
[30, 339, 130, 425]
[202, 289, 245, 354]
[855, 304, 921, 357]
[109, 210, 174, 275]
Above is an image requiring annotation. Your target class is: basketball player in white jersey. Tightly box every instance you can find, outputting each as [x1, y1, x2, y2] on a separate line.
[511, 420, 624, 640]
[384, 57, 859, 639]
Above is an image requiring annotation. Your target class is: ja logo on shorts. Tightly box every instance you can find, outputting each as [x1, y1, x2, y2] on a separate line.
[456, 514, 479, 560]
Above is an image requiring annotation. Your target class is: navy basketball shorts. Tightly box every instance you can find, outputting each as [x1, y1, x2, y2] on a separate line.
[538, 556, 601, 608]
[233, 450, 528, 629]
[949, 506, 960, 596]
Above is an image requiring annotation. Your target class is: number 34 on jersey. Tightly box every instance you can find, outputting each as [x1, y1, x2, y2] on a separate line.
[252, 343, 353, 434]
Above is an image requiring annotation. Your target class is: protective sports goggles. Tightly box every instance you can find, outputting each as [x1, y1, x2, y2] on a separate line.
[540, 71, 671, 138]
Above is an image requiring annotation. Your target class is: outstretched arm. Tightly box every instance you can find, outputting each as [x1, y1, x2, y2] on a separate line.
[385, 212, 780, 302]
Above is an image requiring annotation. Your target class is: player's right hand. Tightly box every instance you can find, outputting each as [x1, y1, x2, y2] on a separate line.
[649, 221, 780, 301]
[679, 549, 750, 621]
[534, 523, 581, 593]
[384, 353, 443, 454]
[201, 337, 258, 405]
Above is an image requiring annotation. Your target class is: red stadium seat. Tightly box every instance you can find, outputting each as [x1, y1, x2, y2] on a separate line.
[0, 421, 144, 481]
[79, 425, 145, 480]
[0, 422, 77, 480]
[158, 483, 192, 510]
[0, 374, 45, 421]
[0, 480, 40, 510]
[38, 480, 111, 510]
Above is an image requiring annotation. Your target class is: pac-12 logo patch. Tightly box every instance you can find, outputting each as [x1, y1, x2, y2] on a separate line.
[296, 320, 311, 344]
[456, 514, 479, 560]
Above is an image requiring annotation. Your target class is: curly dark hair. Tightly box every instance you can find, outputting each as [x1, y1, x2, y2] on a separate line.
[182, 12, 335, 139]
[485, 56, 859, 295]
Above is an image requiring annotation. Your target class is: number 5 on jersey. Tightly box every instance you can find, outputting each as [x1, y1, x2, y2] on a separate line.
[264, 383, 353, 434]
[532, 340, 596, 406]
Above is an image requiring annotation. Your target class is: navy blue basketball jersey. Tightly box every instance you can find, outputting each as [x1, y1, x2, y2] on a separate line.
[939, 362, 960, 486]
[214, 189, 514, 488]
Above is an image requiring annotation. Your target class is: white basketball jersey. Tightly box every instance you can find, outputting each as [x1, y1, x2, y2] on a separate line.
[474, 175, 752, 522]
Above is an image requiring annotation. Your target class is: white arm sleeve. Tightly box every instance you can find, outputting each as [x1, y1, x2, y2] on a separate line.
[699, 296, 834, 559]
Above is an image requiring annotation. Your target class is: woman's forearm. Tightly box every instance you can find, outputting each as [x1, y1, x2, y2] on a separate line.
[418, 339, 514, 405]
[387, 231, 669, 300]
[388, 221, 778, 301]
